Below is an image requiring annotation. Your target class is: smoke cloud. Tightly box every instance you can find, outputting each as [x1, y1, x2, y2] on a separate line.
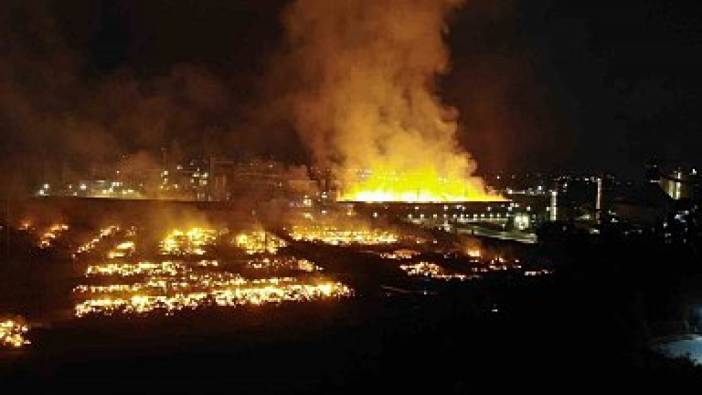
[0, 1, 273, 196]
[279, 0, 497, 201]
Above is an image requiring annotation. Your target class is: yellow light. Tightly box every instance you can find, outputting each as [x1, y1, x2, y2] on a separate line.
[38, 224, 69, 249]
[107, 240, 135, 259]
[234, 231, 287, 255]
[0, 319, 31, 348]
[159, 228, 217, 256]
[467, 249, 481, 259]
[289, 225, 398, 245]
[399, 262, 476, 282]
[75, 258, 350, 317]
[379, 249, 421, 260]
[340, 169, 504, 203]
[75, 226, 120, 256]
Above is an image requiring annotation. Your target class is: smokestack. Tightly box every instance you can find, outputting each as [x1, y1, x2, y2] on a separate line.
[550, 190, 558, 222]
[595, 177, 603, 223]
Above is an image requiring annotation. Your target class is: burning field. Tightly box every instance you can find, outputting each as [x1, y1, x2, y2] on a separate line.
[0, 201, 551, 350]
[0, 194, 555, 395]
[72, 225, 353, 317]
[0, 2, 544, 388]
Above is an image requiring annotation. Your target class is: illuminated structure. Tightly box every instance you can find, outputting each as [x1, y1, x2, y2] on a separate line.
[548, 190, 558, 222]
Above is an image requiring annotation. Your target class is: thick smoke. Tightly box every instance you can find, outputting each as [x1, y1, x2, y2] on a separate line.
[0, 1, 272, 197]
[280, 0, 495, 201]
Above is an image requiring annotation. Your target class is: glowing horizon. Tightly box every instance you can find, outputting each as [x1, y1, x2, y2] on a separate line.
[338, 168, 504, 203]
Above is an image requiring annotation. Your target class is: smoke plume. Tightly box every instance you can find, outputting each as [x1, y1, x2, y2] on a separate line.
[280, 0, 498, 202]
[0, 1, 269, 196]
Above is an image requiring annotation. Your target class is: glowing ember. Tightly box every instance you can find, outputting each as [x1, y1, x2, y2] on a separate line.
[247, 256, 322, 272]
[234, 231, 287, 255]
[159, 228, 218, 256]
[75, 225, 120, 256]
[75, 256, 350, 317]
[399, 262, 475, 282]
[379, 249, 421, 260]
[39, 224, 69, 249]
[0, 319, 30, 349]
[107, 240, 135, 259]
[341, 170, 503, 203]
[524, 269, 553, 277]
[467, 249, 482, 259]
[74, 281, 352, 317]
[290, 225, 398, 245]
[86, 261, 183, 277]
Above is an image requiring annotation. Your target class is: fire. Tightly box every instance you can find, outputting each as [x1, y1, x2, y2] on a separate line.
[341, 169, 503, 203]
[467, 249, 481, 259]
[0, 319, 30, 349]
[282, 0, 502, 204]
[399, 262, 475, 282]
[159, 228, 218, 256]
[247, 256, 322, 272]
[74, 258, 351, 317]
[39, 224, 69, 249]
[74, 281, 352, 317]
[379, 249, 421, 260]
[107, 241, 136, 259]
[234, 231, 287, 255]
[289, 225, 399, 246]
[75, 225, 120, 256]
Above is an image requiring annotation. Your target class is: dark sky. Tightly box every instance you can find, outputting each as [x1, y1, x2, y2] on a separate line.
[2, 0, 702, 188]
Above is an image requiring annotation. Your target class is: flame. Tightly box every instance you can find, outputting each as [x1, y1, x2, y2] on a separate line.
[159, 227, 218, 256]
[234, 231, 287, 255]
[289, 224, 399, 245]
[340, 168, 502, 203]
[0, 319, 30, 348]
[283, 0, 502, 204]
[38, 223, 69, 249]
[74, 258, 351, 317]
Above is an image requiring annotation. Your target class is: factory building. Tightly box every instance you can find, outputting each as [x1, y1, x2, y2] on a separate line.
[346, 199, 547, 233]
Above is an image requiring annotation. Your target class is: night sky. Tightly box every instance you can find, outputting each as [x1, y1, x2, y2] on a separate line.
[1, 0, 701, 190]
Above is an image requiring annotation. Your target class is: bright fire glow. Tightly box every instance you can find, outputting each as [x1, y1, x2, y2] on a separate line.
[74, 281, 352, 317]
[0, 319, 30, 349]
[467, 249, 482, 259]
[39, 224, 69, 249]
[75, 225, 120, 256]
[247, 256, 322, 272]
[379, 249, 421, 260]
[159, 228, 218, 256]
[75, 258, 351, 317]
[289, 225, 398, 245]
[107, 241, 135, 259]
[399, 262, 476, 282]
[234, 231, 287, 255]
[341, 169, 504, 203]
